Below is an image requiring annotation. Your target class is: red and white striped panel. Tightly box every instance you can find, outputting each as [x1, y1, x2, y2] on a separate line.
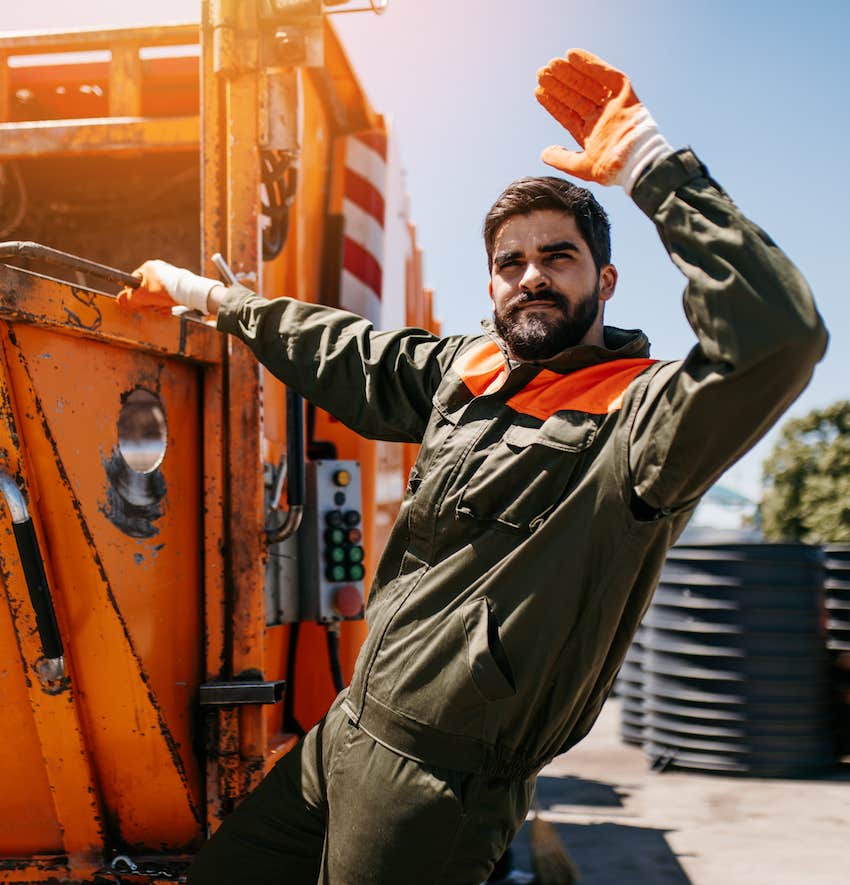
[340, 131, 387, 325]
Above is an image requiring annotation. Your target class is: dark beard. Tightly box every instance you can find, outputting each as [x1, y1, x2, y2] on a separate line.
[494, 284, 600, 361]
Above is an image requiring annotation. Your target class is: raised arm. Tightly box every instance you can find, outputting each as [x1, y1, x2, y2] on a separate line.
[536, 48, 827, 513]
[626, 152, 826, 511]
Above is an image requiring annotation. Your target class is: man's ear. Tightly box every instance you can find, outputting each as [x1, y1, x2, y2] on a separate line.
[599, 264, 618, 303]
[488, 278, 494, 302]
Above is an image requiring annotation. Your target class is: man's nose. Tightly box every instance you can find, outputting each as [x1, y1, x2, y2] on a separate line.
[520, 261, 548, 291]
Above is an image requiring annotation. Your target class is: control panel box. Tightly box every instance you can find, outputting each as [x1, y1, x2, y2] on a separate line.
[299, 460, 366, 623]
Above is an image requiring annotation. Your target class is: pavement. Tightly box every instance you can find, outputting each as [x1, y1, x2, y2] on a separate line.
[507, 698, 850, 885]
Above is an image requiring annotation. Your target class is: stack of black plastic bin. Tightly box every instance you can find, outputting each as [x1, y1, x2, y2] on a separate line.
[642, 542, 835, 776]
[823, 544, 850, 755]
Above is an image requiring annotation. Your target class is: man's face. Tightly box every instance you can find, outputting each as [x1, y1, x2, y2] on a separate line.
[489, 209, 616, 361]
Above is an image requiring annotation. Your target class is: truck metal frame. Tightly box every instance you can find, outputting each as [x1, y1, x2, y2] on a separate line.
[0, 3, 437, 881]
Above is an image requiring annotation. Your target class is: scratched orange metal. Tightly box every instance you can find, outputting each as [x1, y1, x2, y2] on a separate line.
[0, 265, 223, 365]
[2, 316, 205, 849]
[210, 0, 268, 796]
[14, 320, 206, 809]
[0, 116, 200, 160]
[0, 23, 198, 55]
[0, 563, 63, 854]
[0, 860, 97, 884]
[0, 326, 104, 866]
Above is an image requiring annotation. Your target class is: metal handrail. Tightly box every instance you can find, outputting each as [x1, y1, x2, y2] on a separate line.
[0, 241, 140, 289]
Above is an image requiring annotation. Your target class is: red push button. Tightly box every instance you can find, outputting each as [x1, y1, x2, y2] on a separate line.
[334, 585, 362, 618]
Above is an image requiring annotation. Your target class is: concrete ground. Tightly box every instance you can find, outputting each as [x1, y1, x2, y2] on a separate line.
[508, 698, 850, 885]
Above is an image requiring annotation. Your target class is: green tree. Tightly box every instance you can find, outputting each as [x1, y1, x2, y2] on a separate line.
[760, 400, 850, 542]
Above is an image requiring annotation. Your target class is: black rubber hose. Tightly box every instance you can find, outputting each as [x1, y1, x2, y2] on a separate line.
[12, 518, 63, 660]
[326, 626, 345, 695]
[283, 622, 305, 737]
[286, 388, 305, 508]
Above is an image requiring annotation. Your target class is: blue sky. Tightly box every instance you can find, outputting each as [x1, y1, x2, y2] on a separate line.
[6, 1, 850, 498]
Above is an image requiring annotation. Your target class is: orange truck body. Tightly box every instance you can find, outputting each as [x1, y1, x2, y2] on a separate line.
[0, 6, 436, 882]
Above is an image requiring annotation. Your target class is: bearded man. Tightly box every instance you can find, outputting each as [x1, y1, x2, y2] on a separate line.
[120, 49, 826, 885]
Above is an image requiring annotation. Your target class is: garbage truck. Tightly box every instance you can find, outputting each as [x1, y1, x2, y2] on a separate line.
[0, 2, 437, 880]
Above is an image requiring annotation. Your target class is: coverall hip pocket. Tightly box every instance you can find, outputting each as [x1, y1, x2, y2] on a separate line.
[379, 596, 516, 733]
[456, 411, 601, 532]
[462, 597, 517, 702]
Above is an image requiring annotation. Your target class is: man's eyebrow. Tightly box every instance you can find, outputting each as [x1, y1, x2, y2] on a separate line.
[493, 249, 523, 265]
[539, 240, 580, 254]
[493, 240, 581, 266]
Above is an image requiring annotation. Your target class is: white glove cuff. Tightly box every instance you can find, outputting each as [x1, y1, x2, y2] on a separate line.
[149, 259, 220, 314]
[616, 106, 674, 195]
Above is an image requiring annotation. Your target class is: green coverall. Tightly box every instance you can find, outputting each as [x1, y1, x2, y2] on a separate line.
[188, 149, 827, 884]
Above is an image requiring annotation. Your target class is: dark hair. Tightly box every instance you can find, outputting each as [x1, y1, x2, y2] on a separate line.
[483, 176, 612, 272]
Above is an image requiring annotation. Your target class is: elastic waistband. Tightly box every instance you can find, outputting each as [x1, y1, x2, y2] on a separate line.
[346, 692, 541, 780]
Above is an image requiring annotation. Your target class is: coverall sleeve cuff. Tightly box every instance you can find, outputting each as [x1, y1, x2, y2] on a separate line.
[215, 284, 267, 335]
[631, 147, 709, 219]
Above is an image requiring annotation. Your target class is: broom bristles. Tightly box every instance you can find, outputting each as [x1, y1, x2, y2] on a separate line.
[528, 808, 580, 885]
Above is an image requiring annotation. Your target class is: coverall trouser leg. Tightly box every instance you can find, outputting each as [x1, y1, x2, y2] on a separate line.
[188, 696, 535, 885]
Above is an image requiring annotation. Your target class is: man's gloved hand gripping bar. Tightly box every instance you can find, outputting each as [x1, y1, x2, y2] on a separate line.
[117, 260, 220, 315]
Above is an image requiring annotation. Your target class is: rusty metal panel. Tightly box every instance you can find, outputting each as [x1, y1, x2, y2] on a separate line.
[0, 266, 223, 364]
[108, 43, 143, 118]
[0, 9, 438, 876]
[202, 0, 269, 800]
[2, 325, 204, 848]
[0, 327, 105, 869]
[0, 116, 199, 158]
[0, 267, 227, 872]
[0, 24, 199, 54]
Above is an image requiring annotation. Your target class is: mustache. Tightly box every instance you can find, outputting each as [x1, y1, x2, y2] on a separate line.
[506, 287, 570, 316]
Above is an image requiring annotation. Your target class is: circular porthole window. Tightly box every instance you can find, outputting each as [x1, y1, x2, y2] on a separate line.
[117, 389, 167, 474]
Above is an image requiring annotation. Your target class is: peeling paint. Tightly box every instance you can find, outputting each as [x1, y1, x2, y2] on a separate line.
[0, 856, 67, 872]
[0, 549, 33, 691]
[6, 331, 202, 827]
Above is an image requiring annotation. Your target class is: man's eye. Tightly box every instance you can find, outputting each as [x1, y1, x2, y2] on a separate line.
[499, 260, 521, 270]
[547, 252, 572, 262]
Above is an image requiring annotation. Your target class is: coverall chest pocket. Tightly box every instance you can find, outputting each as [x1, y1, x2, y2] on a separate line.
[456, 411, 601, 533]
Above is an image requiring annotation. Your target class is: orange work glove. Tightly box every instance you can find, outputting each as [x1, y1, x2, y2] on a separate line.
[535, 49, 672, 193]
[117, 260, 219, 315]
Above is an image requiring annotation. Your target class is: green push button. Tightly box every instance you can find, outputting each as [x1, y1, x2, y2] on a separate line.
[325, 528, 346, 546]
[326, 564, 347, 583]
[326, 546, 346, 564]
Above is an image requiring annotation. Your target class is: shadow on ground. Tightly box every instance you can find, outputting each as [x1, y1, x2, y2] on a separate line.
[535, 774, 627, 809]
[510, 820, 693, 885]
[507, 775, 691, 884]
[507, 756, 850, 882]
